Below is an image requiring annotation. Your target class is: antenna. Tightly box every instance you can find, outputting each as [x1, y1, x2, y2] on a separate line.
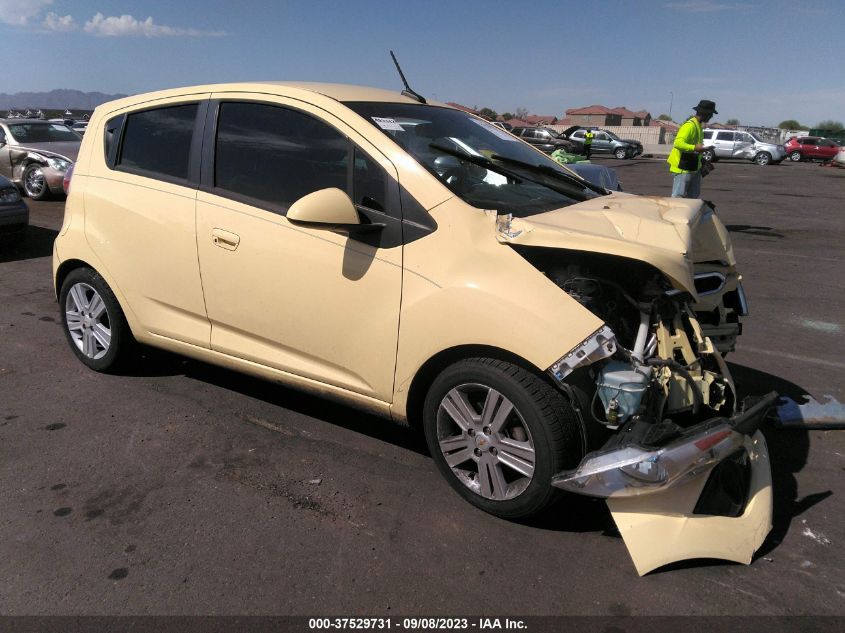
[390, 50, 427, 104]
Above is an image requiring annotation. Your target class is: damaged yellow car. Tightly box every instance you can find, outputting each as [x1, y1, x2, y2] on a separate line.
[53, 82, 774, 575]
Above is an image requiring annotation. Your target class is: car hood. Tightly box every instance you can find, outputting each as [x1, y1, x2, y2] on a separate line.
[494, 193, 735, 296]
[12, 141, 79, 163]
[620, 139, 642, 146]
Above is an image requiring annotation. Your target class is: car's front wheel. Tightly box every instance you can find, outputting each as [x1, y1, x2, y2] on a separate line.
[754, 151, 772, 166]
[423, 358, 583, 519]
[614, 147, 628, 159]
[59, 268, 133, 372]
[789, 151, 802, 162]
[22, 163, 50, 200]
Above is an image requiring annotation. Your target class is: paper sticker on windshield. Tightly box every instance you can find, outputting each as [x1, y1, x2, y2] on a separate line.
[51, 124, 69, 131]
[372, 117, 405, 131]
[470, 118, 517, 141]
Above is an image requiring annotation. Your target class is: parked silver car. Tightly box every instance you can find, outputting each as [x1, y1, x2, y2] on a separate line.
[701, 129, 785, 166]
[0, 119, 80, 199]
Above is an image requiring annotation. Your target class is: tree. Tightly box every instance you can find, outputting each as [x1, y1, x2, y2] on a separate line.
[478, 107, 498, 121]
[778, 119, 805, 130]
[501, 112, 514, 121]
[657, 113, 673, 121]
[815, 120, 844, 132]
[726, 118, 740, 125]
[515, 107, 529, 120]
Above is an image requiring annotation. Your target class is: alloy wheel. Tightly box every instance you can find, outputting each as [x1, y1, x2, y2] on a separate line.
[65, 282, 111, 360]
[436, 383, 535, 501]
[24, 166, 47, 198]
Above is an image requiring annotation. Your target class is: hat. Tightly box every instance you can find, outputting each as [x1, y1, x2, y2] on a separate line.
[693, 99, 718, 114]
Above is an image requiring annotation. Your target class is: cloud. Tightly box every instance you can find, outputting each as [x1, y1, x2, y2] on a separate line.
[43, 11, 76, 32]
[665, 1, 752, 11]
[0, 0, 53, 26]
[83, 12, 225, 37]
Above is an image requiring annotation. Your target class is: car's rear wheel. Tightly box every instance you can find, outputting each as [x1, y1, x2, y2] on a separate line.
[423, 358, 583, 519]
[754, 152, 772, 166]
[22, 163, 50, 200]
[614, 147, 628, 159]
[789, 150, 802, 162]
[701, 148, 716, 162]
[59, 268, 133, 372]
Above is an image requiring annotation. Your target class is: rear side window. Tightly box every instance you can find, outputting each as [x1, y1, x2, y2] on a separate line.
[118, 104, 198, 180]
[703, 131, 713, 139]
[716, 131, 736, 141]
[214, 102, 348, 210]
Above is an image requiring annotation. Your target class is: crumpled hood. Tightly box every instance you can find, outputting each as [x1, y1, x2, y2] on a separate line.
[12, 142, 79, 163]
[495, 193, 736, 296]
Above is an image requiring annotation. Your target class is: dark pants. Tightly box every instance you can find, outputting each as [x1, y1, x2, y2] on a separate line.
[584, 144, 591, 159]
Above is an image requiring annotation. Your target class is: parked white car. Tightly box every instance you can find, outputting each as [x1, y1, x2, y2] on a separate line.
[701, 129, 786, 166]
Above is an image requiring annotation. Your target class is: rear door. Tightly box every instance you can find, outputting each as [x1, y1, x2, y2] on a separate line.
[84, 96, 211, 347]
[713, 131, 736, 157]
[195, 97, 403, 401]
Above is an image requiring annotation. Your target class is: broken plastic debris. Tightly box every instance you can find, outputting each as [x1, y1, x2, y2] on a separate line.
[307, 478, 322, 485]
[774, 395, 845, 429]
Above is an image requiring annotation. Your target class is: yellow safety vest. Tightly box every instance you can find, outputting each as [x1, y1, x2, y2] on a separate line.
[667, 117, 702, 173]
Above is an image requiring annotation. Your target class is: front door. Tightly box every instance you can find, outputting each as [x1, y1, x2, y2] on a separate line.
[195, 98, 403, 401]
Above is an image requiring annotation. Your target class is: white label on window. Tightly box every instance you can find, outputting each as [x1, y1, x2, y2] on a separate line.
[372, 117, 405, 131]
[51, 124, 69, 131]
[470, 118, 517, 141]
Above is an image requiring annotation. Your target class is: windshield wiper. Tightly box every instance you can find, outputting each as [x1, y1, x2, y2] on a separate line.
[429, 142, 523, 183]
[490, 154, 607, 195]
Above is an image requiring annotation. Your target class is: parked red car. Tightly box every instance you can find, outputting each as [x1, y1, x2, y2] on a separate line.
[783, 136, 840, 162]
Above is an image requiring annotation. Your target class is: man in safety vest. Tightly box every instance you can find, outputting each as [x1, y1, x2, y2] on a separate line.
[668, 99, 717, 198]
[584, 129, 594, 159]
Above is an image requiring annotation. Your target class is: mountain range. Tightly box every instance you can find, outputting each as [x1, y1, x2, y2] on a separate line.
[0, 89, 127, 111]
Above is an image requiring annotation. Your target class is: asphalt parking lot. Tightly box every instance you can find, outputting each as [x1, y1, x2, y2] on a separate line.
[1, 158, 843, 617]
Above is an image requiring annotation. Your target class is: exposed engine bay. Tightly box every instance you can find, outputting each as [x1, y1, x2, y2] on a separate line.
[516, 246, 735, 434]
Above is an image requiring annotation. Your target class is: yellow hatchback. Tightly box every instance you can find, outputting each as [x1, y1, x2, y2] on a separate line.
[54, 82, 773, 574]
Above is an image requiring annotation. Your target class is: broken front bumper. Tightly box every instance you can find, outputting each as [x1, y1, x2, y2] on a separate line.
[552, 393, 776, 575]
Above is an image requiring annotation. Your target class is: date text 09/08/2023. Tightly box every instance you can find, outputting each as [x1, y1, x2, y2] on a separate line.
[308, 618, 527, 630]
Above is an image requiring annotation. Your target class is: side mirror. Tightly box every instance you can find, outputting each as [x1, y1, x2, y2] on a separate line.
[287, 187, 384, 234]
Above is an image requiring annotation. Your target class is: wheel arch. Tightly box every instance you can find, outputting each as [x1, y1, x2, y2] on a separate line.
[402, 344, 548, 432]
[54, 258, 138, 339]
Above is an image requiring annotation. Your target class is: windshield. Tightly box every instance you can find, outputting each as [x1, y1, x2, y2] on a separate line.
[605, 131, 621, 140]
[345, 102, 600, 216]
[8, 123, 80, 143]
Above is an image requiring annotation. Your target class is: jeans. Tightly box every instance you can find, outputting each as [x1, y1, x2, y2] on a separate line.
[671, 171, 701, 198]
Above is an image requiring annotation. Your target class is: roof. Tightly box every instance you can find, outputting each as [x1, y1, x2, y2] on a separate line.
[85, 82, 436, 113]
[565, 105, 615, 115]
[523, 114, 557, 124]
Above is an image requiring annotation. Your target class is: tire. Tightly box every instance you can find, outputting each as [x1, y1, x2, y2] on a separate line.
[754, 152, 772, 166]
[22, 163, 51, 200]
[789, 151, 802, 162]
[422, 358, 583, 519]
[701, 148, 716, 163]
[614, 147, 628, 159]
[59, 267, 133, 372]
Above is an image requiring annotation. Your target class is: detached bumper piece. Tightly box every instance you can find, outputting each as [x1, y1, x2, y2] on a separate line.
[552, 392, 777, 575]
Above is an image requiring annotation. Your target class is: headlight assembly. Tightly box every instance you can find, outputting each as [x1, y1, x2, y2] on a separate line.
[0, 187, 21, 203]
[47, 157, 71, 172]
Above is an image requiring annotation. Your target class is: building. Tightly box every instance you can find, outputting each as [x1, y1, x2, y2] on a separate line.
[565, 105, 652, 127]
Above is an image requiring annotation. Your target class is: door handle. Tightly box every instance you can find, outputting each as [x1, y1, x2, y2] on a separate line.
[212, 228, 240, 251]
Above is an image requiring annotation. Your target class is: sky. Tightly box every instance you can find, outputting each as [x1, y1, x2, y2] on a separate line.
[1, 0, 843, 127]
